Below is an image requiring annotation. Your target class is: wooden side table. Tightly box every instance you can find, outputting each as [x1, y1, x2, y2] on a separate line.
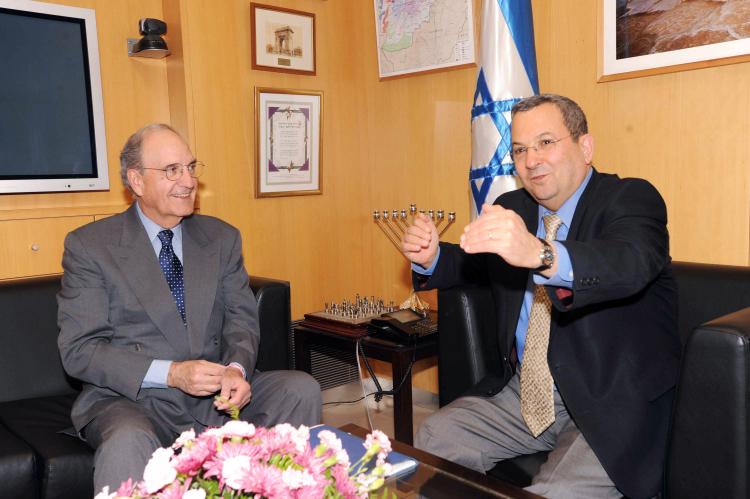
[293, 324, 437, 445]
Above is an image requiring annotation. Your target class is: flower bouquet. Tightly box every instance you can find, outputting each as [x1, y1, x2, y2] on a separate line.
[95, 420, 394, 499]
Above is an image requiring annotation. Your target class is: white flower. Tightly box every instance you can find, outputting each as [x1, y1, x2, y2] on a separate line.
[365, 430, 391, 454]
[221, 420, 256, 438]
[281, 468, 316, 489]
[318, 430, 349, 465]
[142, 447, 177, 493]
[274, 423, 309, 453]
[174, 429, 196, 448]
[93, 486, 115, 499]
[356, 471, 380, 493]
[183, 489, 207, 499]
[222, 455, 252, 489]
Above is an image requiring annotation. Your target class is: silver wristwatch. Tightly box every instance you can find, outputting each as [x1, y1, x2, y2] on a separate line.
[537, 238, 554, 271]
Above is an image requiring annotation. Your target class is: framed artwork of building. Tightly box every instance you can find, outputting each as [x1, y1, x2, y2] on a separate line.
[251, 3, 316, 75]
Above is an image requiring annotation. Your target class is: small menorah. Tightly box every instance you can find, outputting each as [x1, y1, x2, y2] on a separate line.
[372, 203, 456, 254]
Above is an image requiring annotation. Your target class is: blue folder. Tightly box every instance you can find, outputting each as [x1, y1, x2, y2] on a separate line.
[309, 425, 418, 478]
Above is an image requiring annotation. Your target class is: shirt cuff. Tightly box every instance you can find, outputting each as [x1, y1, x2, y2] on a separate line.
[533, 241, 574, 288]
[411, 246, 441, 275]
[228, 362, 247, 379]
[141, 359, 172, 389]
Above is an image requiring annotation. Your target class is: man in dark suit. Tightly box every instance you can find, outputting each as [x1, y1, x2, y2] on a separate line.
[401, 94, 680, 498]
[58, 124, 321, 493]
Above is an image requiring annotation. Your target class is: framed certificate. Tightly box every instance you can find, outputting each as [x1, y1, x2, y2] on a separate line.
[251, 3, 316, 75]
[255, 87, 322, 198]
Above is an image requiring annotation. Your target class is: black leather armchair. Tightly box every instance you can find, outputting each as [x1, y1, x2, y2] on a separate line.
[436, 261, 750, 498]
[0, 274, 292, 499]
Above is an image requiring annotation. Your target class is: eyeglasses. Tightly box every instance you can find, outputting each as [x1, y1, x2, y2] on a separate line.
[141, 161, 205, 181]
[510, 135, 571, 162]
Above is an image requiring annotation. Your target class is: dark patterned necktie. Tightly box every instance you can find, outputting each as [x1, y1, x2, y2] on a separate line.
[520, 213, 563, 437]
[157, 229, 186, 325]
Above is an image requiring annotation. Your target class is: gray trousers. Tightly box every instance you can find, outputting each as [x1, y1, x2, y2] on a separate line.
[415, 373, 621, 499]
[85, 370, 321, 493]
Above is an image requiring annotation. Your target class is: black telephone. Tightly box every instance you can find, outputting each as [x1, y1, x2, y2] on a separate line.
[368, 308, 438, 341]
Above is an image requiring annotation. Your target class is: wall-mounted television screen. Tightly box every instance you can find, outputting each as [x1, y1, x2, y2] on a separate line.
[0, 0, 109, 194]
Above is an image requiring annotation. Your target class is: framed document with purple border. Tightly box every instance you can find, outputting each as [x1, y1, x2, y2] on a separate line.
[255, 87, 322, 198]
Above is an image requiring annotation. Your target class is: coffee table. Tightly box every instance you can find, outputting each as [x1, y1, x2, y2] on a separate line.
[342, 423, 543, 498]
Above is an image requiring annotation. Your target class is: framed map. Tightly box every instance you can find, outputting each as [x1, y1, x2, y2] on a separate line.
[374, 0, 476, 79]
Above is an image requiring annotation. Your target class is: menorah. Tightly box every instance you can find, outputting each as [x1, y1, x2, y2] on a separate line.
[372, 204, 456, 253]
[372, 204, 456, 311]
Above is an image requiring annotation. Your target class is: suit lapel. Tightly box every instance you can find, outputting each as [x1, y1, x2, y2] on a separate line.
[497, 192, 539, 355]
[182, 217, 220, 357]
[108, 205, 188, 354]
[567, 168, 600, 240]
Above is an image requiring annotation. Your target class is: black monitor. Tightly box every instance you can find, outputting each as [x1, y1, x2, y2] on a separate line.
[0, 0, 109, 194]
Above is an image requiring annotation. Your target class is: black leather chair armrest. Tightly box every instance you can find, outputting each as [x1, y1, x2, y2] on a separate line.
[437, 284, 499, 406]
[666, 306, 750, 499]
[249, 276, 291, 372]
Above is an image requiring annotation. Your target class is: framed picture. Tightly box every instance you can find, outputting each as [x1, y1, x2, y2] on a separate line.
[373, 0, 475, 79]
[599, 1, 750, 81]
[255, 87, 322, 198]
[250, 3, 316, 75]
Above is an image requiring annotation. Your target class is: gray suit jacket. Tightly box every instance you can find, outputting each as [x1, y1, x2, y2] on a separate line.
[57, 204, 259, 433]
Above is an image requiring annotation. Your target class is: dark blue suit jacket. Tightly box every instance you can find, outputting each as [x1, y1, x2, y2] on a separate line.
[418, 169, 680, 499]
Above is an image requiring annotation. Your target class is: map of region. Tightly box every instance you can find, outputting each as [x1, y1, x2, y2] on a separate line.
[375, 0, 475, 78]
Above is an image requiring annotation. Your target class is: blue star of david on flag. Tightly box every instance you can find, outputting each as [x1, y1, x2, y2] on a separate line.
[470, 0, 539, 219]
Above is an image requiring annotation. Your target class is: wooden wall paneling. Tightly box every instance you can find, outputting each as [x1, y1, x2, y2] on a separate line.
[0, 0, 169, 215]
[531, 0, 750, 265]
[172, 0, 485, 393]
[0, 0, 171, 281]
[163, 0, 196, 149]
[0, 216, 93, 279]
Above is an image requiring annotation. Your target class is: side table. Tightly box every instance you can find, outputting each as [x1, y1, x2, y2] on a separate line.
[293, 324, 437, 445]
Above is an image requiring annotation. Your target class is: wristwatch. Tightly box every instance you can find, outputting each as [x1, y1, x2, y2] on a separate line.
[536, 238, 554, 271]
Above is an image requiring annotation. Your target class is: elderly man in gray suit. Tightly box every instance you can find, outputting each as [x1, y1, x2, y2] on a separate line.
[57, 123, 321, 492]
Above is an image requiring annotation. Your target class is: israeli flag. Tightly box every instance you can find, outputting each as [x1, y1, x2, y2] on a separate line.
[470, 0, 539, 219]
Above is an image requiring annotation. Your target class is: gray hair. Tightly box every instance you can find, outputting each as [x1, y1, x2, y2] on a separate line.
[119, 123, 180, 191]
[511, 94, 589, 140]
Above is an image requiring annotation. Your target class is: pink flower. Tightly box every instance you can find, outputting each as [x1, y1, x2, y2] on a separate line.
[173, 429, 196, 449]
[239, 463, 290, 498]
[317, 430, 350, 466]
[107, 422, 392, 499]
[273, 423, 310, 454]
[142, 447, 177, 493]
[222, 454, 252, 490]
[153, 479, 192, 499]
[365, 430, 392, 465]
[115, 478, 135, 496]
[173, 439, 212, 475]
[281, 467, 316, 489]
[330, 464, 363, 499]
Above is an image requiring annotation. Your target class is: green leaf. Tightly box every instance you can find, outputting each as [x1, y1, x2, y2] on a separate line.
[214, 395, 240, 420]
